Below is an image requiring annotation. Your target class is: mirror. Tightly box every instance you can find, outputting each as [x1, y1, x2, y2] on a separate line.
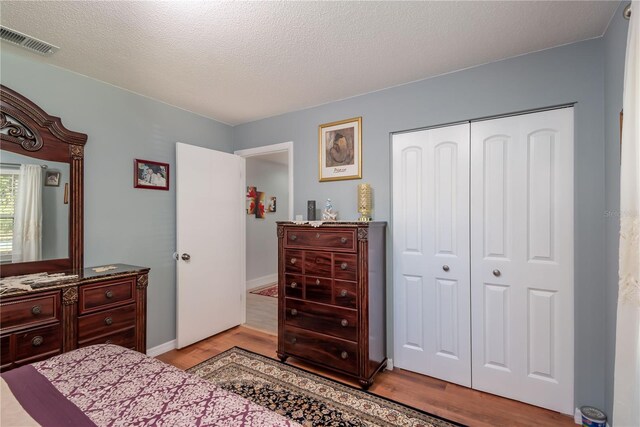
[0, 150, 70, 264]
[0, 85, 86, 276]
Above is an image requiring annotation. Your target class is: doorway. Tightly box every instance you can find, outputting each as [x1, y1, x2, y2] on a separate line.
[235, 142, 293, 334]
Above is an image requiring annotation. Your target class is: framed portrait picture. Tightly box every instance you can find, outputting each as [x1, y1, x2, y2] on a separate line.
[44, 171, 61, 187]
[134, 159, 169, 190]
[318, 117, 362, 182]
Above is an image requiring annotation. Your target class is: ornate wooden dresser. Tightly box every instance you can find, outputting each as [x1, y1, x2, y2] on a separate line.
[0, 264, 149, 372]
[277, 221, 386, 388]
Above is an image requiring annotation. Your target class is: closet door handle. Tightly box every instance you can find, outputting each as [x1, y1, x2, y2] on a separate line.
[442, 265, 450, 272]
[493, 269, 501, 277]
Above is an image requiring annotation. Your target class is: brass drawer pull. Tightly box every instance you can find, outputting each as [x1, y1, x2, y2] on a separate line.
[104, 317, 113, 326]
[341, 319, 349, 327]
[105, 290, 114, 299]
[31, 336, 44, 347]
[290, 309, 298, 316]
[340, 262, 348, 270]
[315, 279, 320, 285]
[316, 233, 320, 239]
[340, 237, 347, 244]
[290, 234, 297, 241]
[340, 289, 348, 297]
[31, 305, 42, 315]
[291, 337, 297, 344]
[105, 340, 113, 345]
[290, 282, 298, 289]
[341, 351, 348, 359]
[290, 258, 297, 264]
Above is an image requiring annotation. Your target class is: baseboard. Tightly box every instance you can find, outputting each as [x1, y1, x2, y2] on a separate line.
[246, 273, 278, 290]
[147, 339, 176, 357]
[386, 358, 394, 370]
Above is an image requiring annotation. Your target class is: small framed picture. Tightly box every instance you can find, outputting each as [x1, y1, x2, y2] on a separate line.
[134, 159, 169, 190]
[318, 117, 362, 182]
[45, 171, 61, 187]
[268, 196, 277, 213]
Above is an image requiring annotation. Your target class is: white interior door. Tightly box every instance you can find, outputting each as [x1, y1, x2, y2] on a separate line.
[392, 123, 471, 387]
[176, 142, 245, 349]
[470, 108, 574, 414]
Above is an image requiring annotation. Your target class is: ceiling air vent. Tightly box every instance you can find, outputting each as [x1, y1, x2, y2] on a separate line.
[0, 26, 58, 56]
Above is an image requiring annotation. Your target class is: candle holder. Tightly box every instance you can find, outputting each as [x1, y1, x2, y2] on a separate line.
[358, 184, 372, 222]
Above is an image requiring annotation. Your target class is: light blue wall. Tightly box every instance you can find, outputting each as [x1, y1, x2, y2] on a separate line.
[245, 157, 288, 285]
[0, 50, 234, 349]
[603, 2, 629, 420]
[234, 38, 608, 410]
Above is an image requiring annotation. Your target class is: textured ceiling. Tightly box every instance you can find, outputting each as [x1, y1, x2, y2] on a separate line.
[0, 1, 618, 125]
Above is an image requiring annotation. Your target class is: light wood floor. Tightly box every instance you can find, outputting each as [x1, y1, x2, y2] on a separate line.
[157, 326, 575, 427]
[244, 289, 277, 334]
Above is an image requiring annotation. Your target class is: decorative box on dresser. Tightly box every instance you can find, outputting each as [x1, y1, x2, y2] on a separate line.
[277, 221, 386, 389]
[0, 264, 149, 372]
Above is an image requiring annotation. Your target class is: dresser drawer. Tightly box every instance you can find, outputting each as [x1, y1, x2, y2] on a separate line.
[304, 276, 332, 304]
[78, 327, 136, 349]
[284, 274, 304, 299]
[334, 254, 357, 281]
[285, 299, 357, 341]
[334, 280, 357, 308]
[79, 278, 135, 314]
[15, 324, 62, 363]
[78, 303, 136, 342]
[0, 292, 60, 332]
[304, 251, 332, 277]
[285, 229, 356, 252]
[0, 335, 11, 370]
[284, 250, 304, 275]
[283, 326, 358, 375]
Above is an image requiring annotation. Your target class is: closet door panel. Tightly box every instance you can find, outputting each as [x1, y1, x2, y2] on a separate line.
[393, 124, 471, 387]
[470, 108, 574, 414]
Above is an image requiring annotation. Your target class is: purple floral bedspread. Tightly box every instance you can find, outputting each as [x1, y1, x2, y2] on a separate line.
[32, 344, 300, 427]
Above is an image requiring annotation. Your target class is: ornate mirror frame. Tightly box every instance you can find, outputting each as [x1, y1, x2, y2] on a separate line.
[0, 85, 87, 276]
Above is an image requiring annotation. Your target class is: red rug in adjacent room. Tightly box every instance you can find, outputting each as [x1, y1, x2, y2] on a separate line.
[249, 283, 278, 298]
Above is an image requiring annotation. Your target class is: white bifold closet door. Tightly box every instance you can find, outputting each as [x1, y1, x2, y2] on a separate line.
[392, 123, 471, 387]
[392, 107, 574, 414]
[470, 108, 574, 414]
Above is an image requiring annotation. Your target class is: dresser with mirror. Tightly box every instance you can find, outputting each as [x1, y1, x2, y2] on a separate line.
[0, 85, 149, 371]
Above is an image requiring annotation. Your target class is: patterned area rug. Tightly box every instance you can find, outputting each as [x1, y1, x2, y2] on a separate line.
[249, 283, 278, 298]
[187, 347, 462, 427]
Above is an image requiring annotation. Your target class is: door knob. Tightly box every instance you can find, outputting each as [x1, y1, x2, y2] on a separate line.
[443, 265, 450, 272]
[493, 269, 501, 277]
[181, 253, 191, 261]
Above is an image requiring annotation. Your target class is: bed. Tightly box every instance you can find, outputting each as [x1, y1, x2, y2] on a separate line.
[1, 344, 300, 427]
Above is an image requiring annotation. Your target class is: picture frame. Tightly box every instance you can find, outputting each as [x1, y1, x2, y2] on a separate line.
[134, 159, 169, 190]
[318, 117, 362, 182]
[44, 171, 61, 187]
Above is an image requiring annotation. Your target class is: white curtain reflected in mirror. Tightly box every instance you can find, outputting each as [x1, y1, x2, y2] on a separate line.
[12, 164, 42, 262]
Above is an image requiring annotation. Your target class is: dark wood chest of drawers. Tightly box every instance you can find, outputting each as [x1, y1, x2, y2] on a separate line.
[0, 265, 149, 371]
[277, 222, 386, 388]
